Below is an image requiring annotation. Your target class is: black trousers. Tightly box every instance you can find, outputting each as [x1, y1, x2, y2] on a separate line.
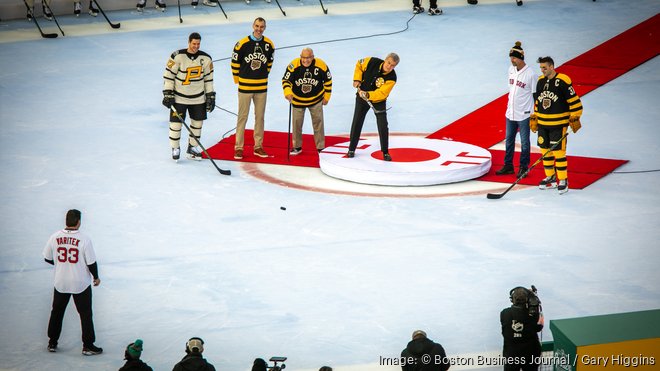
[47, 285, 96, 346]
[348, 96, 389, 154]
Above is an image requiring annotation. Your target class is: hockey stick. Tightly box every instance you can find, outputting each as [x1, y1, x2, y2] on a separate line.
[318, 0, 328, 14]
[215, 0, 228, 19]
[42, 1, 65, 36]
[177, 0, 182, 23]
[486, 132, 569, 199]
[273, 0, 286, 16]
[92, 0, 120, 29]
[171, 106, 231, 176]
[286, 103, 292, 161]
[358, 90, 390, 114]
[22, 0, 57, 38]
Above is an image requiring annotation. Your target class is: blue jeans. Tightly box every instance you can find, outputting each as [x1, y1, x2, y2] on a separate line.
[504, 117, 530, 169]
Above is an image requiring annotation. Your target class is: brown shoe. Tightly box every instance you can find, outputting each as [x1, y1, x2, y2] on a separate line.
[253, 147, 268, 158]
[234, 148, 243, 160]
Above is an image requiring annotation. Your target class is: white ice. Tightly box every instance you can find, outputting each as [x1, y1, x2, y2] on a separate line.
[1, 0, 659, 370]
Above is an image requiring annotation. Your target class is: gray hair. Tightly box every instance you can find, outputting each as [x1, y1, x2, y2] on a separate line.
[386, 52, 400, 64]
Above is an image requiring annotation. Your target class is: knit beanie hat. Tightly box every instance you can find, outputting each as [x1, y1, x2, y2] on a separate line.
[509, 41, 524, 60]
[127, 339, 143, 359]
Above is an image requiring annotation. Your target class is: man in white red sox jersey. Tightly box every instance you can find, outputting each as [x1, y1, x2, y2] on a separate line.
[496, 41, 538, 178]
[43, 209, 103, 355]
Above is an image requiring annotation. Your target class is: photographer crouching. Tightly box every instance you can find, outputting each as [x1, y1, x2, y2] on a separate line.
[500, 286, 544, 371]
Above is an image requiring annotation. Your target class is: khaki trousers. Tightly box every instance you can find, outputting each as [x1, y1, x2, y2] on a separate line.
[291, 101, 325, 150]
[235, 91, 267, 150]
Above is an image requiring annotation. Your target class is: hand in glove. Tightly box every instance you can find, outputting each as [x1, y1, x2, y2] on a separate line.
[358, 90, 369, 100]
[569, 115, 581, 133]
[529, 113, 538, 133]
[162, 90, 175, 108]
[205, 92, 216, 113]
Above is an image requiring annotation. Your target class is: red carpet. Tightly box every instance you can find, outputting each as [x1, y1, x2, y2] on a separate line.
[483, 150, 628, 189]
[426, 13, 660, 147]
[205, 129, 349, 168]
[206, 15, 658, 188]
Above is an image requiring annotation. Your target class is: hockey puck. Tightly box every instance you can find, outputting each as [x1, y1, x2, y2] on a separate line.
[280, 206, 286, 210]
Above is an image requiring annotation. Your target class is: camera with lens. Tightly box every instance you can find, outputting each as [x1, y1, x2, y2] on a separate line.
[509, 285, 542, 316]
[269, 356, 287, 371]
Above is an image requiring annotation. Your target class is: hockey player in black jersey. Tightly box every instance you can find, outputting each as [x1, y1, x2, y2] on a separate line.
[531, 56, 583, 194]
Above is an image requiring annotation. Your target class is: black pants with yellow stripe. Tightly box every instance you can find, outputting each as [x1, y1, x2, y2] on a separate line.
[537, 124, 569, 180]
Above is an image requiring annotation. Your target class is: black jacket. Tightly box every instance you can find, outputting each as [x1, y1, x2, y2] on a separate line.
[119, 359, 153, 371]
[500, 305, 543, 358]
[172, 352, 216, 371]
[400, 337, 450, 371]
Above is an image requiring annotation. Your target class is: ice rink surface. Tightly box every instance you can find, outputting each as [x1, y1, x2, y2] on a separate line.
[1, 0, 659, 370]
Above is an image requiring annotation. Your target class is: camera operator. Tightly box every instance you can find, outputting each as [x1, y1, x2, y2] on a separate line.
[500, 287, 544, 371]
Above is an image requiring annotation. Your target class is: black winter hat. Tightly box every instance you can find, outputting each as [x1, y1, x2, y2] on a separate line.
[509, 41, 525, 60]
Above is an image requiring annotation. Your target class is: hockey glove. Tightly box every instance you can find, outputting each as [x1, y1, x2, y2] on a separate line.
[359, 90, 369, 100]
[569, 115, 581, 133]
[162, 90, 175, 108]
[205, 92, 216, 113]
[529, 114, 538, 133]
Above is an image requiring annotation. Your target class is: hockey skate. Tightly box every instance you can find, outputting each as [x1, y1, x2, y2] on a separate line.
[27, 8, 33, 20]
[413, 5, 424, 14]
[74, 1, 82, 16]
[88, 1, 99, 16]
[245, 0, 250, 4]
[467, 0, 478, 4]
[538, 174, 557, 190]
[516, 0, 523, 6]
[172, 148, 181, 161]
[202, 0, 217, 6]
[43, 4, 53, 20]
[155, 0, 167, 11]
[191, 0, 198, 7]
[557, 179, 569, 194]
[82, 344, 103, 356]
[136, 0, 146, 11]
[187, 145, 203, 160]
[428, 7, 442, 15]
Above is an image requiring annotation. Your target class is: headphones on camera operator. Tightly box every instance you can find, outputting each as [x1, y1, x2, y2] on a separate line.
[509, 285, 542, 316]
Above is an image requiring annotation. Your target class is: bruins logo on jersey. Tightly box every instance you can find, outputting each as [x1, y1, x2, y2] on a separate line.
[542, 98, 552, 110]
[301, 71, 313, 94]
[375, 77, 385, 88]
[538, 136, 545, 145]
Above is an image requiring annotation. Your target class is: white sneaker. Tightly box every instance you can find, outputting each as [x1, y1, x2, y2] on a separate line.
[290, 147, 302, 156]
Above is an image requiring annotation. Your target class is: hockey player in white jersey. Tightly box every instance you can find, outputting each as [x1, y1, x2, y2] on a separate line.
[43, 209, 102, 355]
[163, 32, 216, 161]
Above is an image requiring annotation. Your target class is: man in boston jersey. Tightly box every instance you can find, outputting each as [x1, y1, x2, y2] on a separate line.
[347, 53, 399, 161]
[163, 32, 216, 161]
[531, 56, 583, 194]
[282, 47, 332, 155]
[231, 17, 275, 160]
[42, 209, 102, 355]
[496, 41, 538, 178]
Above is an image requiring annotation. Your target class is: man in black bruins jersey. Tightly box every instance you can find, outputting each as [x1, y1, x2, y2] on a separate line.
[163, 32, 215, 161]
[347, 53, 399, 161]
[282, 47, 332, 155]
[231, 17, 275, 160]
[531, 56, 583, 194]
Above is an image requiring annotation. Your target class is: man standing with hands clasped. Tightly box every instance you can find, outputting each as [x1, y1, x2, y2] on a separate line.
[43, 209, 103, 355]
[496, 41, 538, 178]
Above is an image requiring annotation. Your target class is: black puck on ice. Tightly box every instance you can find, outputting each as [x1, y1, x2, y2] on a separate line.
[280, 206, 286, 210]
